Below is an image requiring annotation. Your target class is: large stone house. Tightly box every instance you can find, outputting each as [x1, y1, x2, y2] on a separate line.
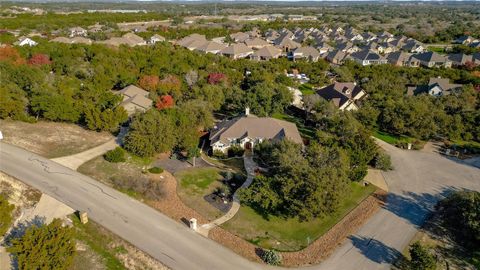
[316, 82, 367, 111]
[209, 109, 303, 153]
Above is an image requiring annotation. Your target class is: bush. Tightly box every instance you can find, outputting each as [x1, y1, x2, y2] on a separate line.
[0, 195, 14, 236]
[7, 219, 76, 270]
[374, 152, 393, 171]
[408, 242, 436, 270]
[227, 145, 244, 157]
[148, 167, 164, 174]
[259, 249, 282, 265]
[212, 150, 227, 159]
[104, 147, 126, 163]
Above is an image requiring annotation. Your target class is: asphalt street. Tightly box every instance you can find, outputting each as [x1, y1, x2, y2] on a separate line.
[1, 140, 479, 270]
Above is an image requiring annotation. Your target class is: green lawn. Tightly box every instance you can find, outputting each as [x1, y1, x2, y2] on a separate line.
[373, 130, 401, 144]
[298, 83, 316, 95]
[222, 182, 376, 251]
[272, 112, 316, 139]
[201, 154, 246, 175]
[176, 167, 222, 192]
[427, 46, 447, 54]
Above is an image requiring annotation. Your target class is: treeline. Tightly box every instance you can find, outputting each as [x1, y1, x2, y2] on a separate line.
[0, 12, 169, 32]
[333, 61, 480, 143]
[0, 40, 330, 155]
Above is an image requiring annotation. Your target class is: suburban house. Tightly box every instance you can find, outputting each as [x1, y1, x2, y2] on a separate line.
[69, 27, 87, 37]
[447, 53, 478, 67]
[273, 36, 301, 52]
[116, 85, 153, 115]
[14, 36, 37, 47]
[386, 51, 412, 66]
[98, 33, 146, 47]
[453, 36, 478, 45]
[402, 41, 425, 53]
[149, 34, 165, 44]
[220, 43, 253, 59]
[316, 82, 367, 111]
[326, 50, 347, 64]
[407, 77, 463, 97]
[244, 37, 270, 49]
[176, 34, 207, 50]
[348, 50, 387, 66]
[291, 46, 320, 62]
[209, 108, 303, 153]
[250, 45, 282, 61]
[195, 41, 226, 54]
[230, 32, 250, 43]
[51, 36, 92, 45]
[412, 52, 452, 68]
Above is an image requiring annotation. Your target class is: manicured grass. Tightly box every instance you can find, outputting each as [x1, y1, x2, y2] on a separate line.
[427, 46, 447, 54]
[373, 130, 401, 144]
[298, 83, 316, 95]
[71, 214, 126, 270]
[222, 182, 376, 251]
[176, 167, 222, 192]
[272, 112, 316, 139]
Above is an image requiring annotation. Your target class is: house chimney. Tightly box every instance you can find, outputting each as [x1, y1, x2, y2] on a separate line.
[245, 107, 250, 116]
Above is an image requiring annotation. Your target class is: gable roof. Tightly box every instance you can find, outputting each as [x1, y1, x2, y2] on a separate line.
[195, 41, 226, 53]
[252, 45, 282, 58]
[349, 50, 385, 61]
[428, 78, 463, 92]
[412, 51, 448, 63]
[118, 85, 149, 98]
[316, 82, 365, 108]
[209, 115, 303, 145]
[292, 46, 320, 58]
[244, 37, 269, 47]
[220, 43, 253, 56]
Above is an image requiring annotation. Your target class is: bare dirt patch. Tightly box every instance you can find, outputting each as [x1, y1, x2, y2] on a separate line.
[0, 120, 113, 158]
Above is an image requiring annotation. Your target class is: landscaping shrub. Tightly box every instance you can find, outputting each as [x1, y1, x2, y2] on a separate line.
[374, 152, 393, 171]
[212, 150, 227, 159]
[227, 145, 244, 157]
[259, 249, 282, 265]
[408, 242, 436, 270]
[104, 147, 126, 163]
[148, 167, 164, 174]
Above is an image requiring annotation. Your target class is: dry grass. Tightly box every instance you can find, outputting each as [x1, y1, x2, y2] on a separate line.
[0, 120, 113, 158]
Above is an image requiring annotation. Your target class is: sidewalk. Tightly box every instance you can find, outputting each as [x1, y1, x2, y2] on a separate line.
[51, 127, 127, 170]
[199, 154, 256, 235]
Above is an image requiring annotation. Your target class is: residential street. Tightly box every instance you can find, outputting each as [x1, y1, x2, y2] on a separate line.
[0, 140, 479, 270]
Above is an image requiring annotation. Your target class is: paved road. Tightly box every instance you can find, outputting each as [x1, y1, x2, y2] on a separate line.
[1, 140, 479, 270]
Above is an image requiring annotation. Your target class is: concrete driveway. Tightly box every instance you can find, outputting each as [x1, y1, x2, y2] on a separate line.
[314, 139, 480, 270]
[1, 140, 479, 270]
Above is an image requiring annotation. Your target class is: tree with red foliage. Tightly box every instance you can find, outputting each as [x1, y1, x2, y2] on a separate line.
[156, 95, 174, 110]
[0, 46, 25, 65]
[28, 54, 51, 66]
[207, 73, 227, 85]
[138, 75, 159, 92]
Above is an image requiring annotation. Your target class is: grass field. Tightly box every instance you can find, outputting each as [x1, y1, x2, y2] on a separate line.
[222, 182, 376, 251]
[176, 167, 222, 192]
